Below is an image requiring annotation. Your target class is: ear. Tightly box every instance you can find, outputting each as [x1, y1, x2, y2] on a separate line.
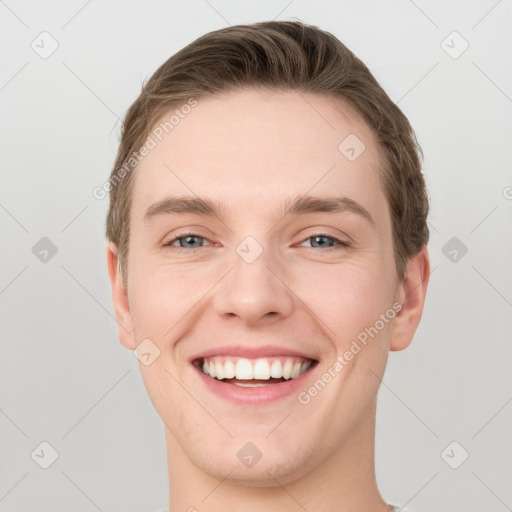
[106, 241, 136, 350]
[390, 246, 430, 351]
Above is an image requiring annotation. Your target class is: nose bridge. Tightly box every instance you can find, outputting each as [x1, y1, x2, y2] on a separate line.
[215, 235, 293, 324]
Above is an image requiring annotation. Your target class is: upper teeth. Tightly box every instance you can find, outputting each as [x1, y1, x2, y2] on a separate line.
[201, 356, 313, 381]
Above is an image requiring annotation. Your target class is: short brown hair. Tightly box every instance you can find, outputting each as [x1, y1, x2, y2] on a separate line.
[106, 20, 429, 284]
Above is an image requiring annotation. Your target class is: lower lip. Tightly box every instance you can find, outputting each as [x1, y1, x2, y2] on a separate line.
[193, 364, 317, 405]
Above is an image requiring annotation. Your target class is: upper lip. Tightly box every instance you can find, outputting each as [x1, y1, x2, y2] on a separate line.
[189, 344, 319, 363]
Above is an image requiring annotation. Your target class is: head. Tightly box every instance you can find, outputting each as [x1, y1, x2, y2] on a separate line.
[106, 21, 430, 488]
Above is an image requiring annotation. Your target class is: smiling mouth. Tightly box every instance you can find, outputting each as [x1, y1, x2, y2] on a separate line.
[193, 356, 318, 387]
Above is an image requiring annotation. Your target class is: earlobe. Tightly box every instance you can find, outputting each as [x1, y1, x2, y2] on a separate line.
[106, 242, 136, 350]
[390, 246, 430, 352]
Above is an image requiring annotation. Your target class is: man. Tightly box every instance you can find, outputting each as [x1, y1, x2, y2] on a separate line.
[106, 21, 430, 511]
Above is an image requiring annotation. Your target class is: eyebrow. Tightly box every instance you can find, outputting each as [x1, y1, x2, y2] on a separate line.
[144, 194, 376, 228]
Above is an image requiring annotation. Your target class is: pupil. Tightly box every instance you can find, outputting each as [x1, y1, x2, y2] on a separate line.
[186, 236, 199, 247]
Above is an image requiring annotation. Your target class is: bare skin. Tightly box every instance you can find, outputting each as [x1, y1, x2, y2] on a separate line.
[107, 89, 429, 511]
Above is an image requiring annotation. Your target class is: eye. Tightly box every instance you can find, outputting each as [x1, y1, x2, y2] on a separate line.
[161, 232, 351, 252]
[162, 232, 211, 251]
[299, 233, 351, 251]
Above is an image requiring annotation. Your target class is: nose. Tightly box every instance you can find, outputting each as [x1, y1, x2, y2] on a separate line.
[214, 245, 294, 327]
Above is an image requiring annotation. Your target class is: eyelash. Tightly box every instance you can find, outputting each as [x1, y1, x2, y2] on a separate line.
[162, 231, 351, 253]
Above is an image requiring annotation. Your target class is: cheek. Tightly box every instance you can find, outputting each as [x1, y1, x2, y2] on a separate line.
[127, 242, 397, 348]
[293, 262, 394, 344]
[128, 261, 211, 340]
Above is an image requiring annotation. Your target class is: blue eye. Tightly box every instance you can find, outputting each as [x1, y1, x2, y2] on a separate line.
[300, 234, 351, 251]
[162, 232, 351, 252]
[163, 233, 209, 250]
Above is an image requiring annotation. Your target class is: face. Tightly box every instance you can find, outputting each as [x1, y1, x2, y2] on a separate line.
[108, 89, 429, 486]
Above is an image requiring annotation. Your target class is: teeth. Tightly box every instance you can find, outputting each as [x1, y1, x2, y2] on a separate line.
[282, 360, 293, 379]
[224, 360, 236, 379]
[235, 358, 253, 380]
[215, 361, 225, 380]
[209, 361, 216, 378]
[253, 359, 271, 380]
[270, 360, 282, 378]
[291, 362, 301, 379]
[301, 360, 312, 373]
[199, 355, 314, 382]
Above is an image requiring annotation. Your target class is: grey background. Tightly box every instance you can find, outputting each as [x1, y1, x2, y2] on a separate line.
[1, 1, 511, 511]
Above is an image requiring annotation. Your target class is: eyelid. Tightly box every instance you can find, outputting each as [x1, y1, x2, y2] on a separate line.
[296, 227, 352, 245]
[162, 229, 213, 248]
[162, 230, 352, 252]
[297, 232, 351, 249]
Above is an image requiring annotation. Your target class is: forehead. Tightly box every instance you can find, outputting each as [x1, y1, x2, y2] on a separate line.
[131, 89, 387, 225]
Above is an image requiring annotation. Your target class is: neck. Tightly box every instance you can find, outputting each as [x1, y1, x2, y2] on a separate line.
[165, 397, 390, 512]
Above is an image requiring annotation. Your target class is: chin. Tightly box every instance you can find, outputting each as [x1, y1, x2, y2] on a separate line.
[184, 435, 320, 488]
